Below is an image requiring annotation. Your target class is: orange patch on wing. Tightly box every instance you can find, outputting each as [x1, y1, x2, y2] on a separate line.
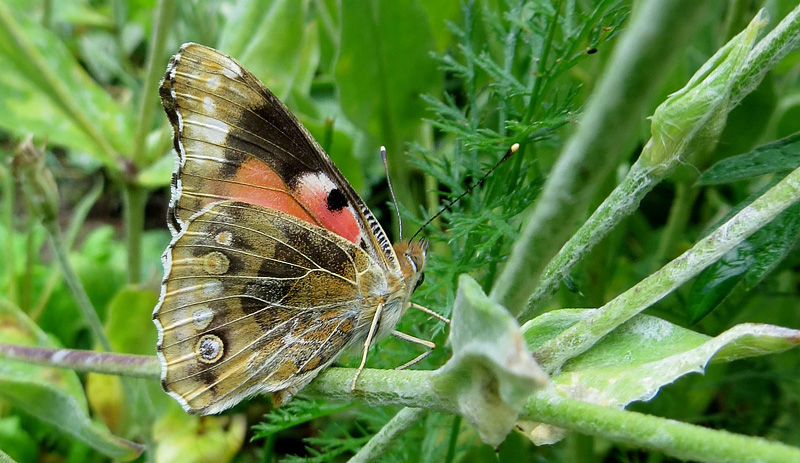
[296, 182, 360, 244]
[221, 158, 314, 223]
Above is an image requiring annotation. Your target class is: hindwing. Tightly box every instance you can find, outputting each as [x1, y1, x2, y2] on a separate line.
[154, 201, 384, 414]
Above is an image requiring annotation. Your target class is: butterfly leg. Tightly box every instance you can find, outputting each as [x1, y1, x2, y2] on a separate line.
[392, 330, 435, 370]
[410, 303, 450, 324]
[351, 302, 384, 391]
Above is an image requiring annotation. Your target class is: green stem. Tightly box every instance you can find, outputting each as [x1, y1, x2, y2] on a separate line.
[0, 3, 122, 171]
[132, 0, 175, 168]
[6, 348, 799, 463]
[0, 164, 16, 307]
[350, 408, 427, 463]
[490, 0, 709, 313]
[654, 181, 699, 265]
[524, 158, 655, 317]
[22, 214, 34, 311]
[31, 179, 103, 320]
[44, 222, 113, 352]
[731, 4, 800, 108]
[533, 164, 800, 373]
[123, 184, 146, 284]
[444, 415, 460, 463]
[522, 389, 800, 463]
[523, 0, 562, 123]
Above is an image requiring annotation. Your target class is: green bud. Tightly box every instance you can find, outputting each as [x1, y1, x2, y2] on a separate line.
[642, 10, 767, 172]
[12, 136, 60, 224]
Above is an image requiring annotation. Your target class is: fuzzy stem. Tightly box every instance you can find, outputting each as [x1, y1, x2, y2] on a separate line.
[533, 164, 800, 372]
[0, 344, 157, 378]
[524, 158, 655, 316]
[731, 3, 800, 107]
[522, 389, 800, 463]
[349, 408, 427, 463]
[4, 348, 799, 462]
[131, 0, 175, 168]
[44, 223, 113, 352]
[490, 0, 709, 313]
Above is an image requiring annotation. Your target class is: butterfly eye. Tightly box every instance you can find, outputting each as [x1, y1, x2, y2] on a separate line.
[414, 272, 425, 290]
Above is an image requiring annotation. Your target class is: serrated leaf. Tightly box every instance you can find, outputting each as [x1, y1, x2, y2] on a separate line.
[431, 275, 548, 447]
[252, 399, 353, 439]
[518, 309, 800, 444]
[698, 131, 800, 185]
[0, 301, 143, 461]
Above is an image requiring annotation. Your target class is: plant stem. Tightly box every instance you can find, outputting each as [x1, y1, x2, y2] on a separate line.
[349, 408, 426, 463]
[132, 0, 175, 168]
[731, 3, 800, 108]
[6, 348, 800, 463]
[444, 415, 460, 463]
[654, 181, 699, 265]
[522, 389, 800, 463]
[0, 344, 158, 378]
[31, 179, 103, 320]
[533, 164, 800, 373]
[524, 158, 655, 317]
[123, 183, 146, 284]
[0, 164, 17, 307]
[44, 222, 113, 352]
[490, 0, 709, 314]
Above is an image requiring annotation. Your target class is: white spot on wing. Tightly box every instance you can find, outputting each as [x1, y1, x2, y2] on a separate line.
[192, 306, 214, 329]
[203, 96, 215, 114]
[203, 279, 223, 296]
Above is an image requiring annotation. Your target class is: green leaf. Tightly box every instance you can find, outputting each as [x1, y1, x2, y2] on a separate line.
[335, 0, 442, 210]
[430, 275, 548, 447]
[0, 300, 143, 461]
[0, 5, 133, 168]
[519, 310, 800, 444]
[698, 131, 800, 185]
[136, 152, 174, 188]
[252, 399, 353, 439]
[153, 408, 246, 463]
[0, 416, 36, 463]
[217, 0, 313, 101]
[686, 200, 800, 323]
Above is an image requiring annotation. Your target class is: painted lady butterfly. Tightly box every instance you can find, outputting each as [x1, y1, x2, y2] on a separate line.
[152, 43, 434, 414]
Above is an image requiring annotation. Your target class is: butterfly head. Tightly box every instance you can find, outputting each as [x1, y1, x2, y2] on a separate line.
[394, 239, 428, 293]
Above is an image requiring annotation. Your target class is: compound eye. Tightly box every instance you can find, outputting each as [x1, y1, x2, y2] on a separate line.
[414, 272, 425, 290]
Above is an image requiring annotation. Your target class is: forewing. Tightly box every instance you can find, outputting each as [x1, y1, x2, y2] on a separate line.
[160, 43, 398, 272]
[154, 201, 382, 414]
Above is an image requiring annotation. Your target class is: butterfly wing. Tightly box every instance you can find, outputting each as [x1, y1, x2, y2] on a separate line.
[155, 201, 384, 414]
[160, 43, 398, 272]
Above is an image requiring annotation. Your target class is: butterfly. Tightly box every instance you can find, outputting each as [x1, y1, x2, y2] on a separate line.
[152, 43, 439, 415]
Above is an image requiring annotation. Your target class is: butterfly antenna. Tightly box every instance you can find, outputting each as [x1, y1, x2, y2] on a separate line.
[410, 143, 520, 242]
[381, 146, 403, 237]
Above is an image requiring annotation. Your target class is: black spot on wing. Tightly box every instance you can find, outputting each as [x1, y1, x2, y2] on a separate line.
[326, 188, 348, 212]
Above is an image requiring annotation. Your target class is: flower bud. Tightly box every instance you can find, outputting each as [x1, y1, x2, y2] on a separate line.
[12, 136, 60, 225]
[642, 11, 767, 173]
